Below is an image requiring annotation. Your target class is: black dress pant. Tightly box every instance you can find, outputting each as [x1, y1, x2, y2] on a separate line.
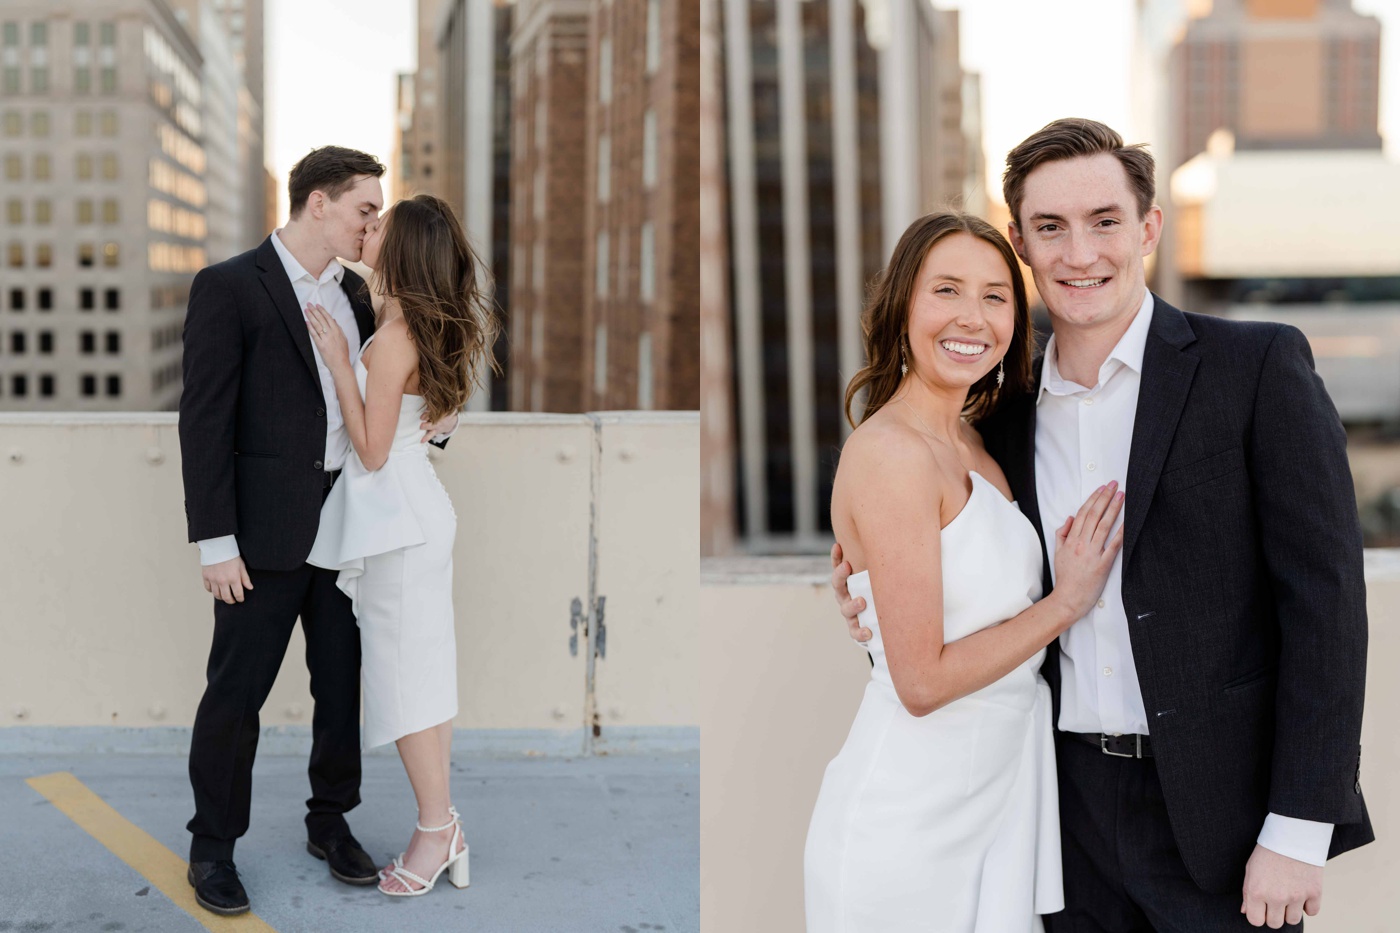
[186, 560, 362, 861]
[1044, 734, 1302, 933]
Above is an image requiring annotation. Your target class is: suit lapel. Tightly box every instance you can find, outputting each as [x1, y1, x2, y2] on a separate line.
[341, 272, 376, 346]
[256, 237, 320, 383]
[1123, 297, 1199, 569]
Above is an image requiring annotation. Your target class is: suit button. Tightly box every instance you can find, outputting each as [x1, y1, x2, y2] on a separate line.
[314, 460, 323, 470]
[316, 407, 325, 418]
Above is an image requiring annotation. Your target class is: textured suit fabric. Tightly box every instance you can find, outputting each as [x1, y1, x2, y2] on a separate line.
[977, 296, 1372, 901]
[179, 236, 378, 572]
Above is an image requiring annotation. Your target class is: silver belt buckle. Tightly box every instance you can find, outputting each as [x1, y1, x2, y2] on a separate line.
[1100, 733, 1141, 758]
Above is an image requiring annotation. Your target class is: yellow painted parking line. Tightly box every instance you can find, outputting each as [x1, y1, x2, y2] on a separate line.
[25, 771, 279, 933]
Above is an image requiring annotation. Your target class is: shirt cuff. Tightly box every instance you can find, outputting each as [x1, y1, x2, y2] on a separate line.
[1257, 812, 1333, 867]
[196, 535, 241, 566]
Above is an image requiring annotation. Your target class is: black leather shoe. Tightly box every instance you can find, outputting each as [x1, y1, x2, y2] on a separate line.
[187, 860, 249, 916]
[307, 833, 379, 885]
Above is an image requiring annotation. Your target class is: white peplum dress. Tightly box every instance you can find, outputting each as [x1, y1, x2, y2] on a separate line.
[307, 333, 459, 750]
[804, 471, 1063, 932]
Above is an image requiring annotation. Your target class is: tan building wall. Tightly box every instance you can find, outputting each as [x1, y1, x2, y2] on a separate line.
[0, 413, 699, 737]
[701, 559, 1400, 933]
[581, 0, 700, 413]
[0, 0, 212, 413]
[509, 0, 591, 412]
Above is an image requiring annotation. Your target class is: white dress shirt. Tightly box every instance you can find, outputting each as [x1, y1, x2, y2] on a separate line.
[1035, 289, 1332, 866]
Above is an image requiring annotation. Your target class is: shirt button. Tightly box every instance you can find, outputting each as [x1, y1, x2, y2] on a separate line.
[1103, 667, 1113, 677]
[1097, 599, 1106, 609]
[1086, 462, 1097, 472]
[1083, 397, 1095, 406]
[314, 460, 324, 470]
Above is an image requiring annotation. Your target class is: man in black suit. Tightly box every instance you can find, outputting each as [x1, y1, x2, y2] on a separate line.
[833, 119, 1370, 930]
[179, 146, 457, 915]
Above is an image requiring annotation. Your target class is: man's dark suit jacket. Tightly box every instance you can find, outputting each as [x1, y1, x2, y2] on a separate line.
[181, 235, 395, 571]
[977, 294, 1373, 894]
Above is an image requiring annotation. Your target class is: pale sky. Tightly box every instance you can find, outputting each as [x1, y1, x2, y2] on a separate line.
[940, 0, 1400, 203]
[264, 0, 416, 222]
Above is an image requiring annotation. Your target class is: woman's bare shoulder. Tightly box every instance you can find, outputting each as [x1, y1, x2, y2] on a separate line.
[840, 410, 943, 483]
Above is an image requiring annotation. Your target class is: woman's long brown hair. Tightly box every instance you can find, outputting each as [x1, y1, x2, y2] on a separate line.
[370, 195, 501, 422]
[843, 212, 1033, 429]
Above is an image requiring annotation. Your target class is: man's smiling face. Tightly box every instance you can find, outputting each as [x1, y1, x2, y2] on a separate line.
[1009, 152, 1162, 333]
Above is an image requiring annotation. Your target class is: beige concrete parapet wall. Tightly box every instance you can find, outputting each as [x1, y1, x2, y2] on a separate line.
[701, 554, 1400, 933]
[0, 412, 698, 746]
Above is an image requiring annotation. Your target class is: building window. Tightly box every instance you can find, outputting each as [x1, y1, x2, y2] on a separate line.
[81, 331, 95, 353]
[38, 330, 52, 354]
[103, 242, 118, 267]
[8, 288, 22, 311]
[81, 373, 96, 396]
[1, 23, 16, 46]
[78, 243, 94, 267]
[37, 287, 50, 310]
[646, 0, 661, 75]
[533, 240, 544, 293]
[75, 22, 89, 46]
[2, 111, 18, 135]
[534, 168, 544, 220]
[80, 287, 94, 310]
[639, 221, 655, 303]
[31, 67, 48, 93]
[105, 374, 120, 397]
[11, 374, 27, 398]
[2, 67, 17, 95]
[75, 67, 90, 94]
[599, 36, 612, 105]
[594, 323, 608, 396]
[35, 243, 50, 267]
[38, 374, 53, 397]
[10, 331, 26, 354]
[4, 154, 20, 180]
[535, 95, 546, 152]
[99, 23, 115, 46]
[31, 22, 47, 46]
[34, 199, 50, 224]
[597, 133, 610, 203]
[100, 67, 116, 93]
[596, 230, 609, 298]
[99, 110, 116, 135]
[105, 288, 119, 310]
[105, 330, 120, 353]
[643, 108, 657, 189]
[75, 111, 91, 136]
[638, 331, 653, 409]
[30, 111, 48, 137]
[33, 153, 50, 180]
[5, 199, 20, 224]
[7, 242, 21, 266]
[77, 199, 93, 224]
[76, 154, 92, 179]
[101, 199, 118, 224]
[100, 153, 117, 179]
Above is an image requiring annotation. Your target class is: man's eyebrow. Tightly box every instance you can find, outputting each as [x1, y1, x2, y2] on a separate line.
[1027, 205, 1123, 222]
[359, 201, 381, 211]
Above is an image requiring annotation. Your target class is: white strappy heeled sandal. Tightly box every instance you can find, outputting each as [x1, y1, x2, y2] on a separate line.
[378, 806, 470, 897]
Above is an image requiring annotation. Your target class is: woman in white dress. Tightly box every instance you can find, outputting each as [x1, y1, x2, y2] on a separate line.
[303, 194, 498, 898]
[804, 213, 1123, 931]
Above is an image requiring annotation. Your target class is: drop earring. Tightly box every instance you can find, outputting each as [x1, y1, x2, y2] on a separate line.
[900, 341, 909, 376]
[996, 359, 1005, 388]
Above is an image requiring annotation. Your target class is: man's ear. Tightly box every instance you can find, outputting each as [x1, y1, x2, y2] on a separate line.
[307, 190, 325, 220]
[1140, 204, 1164, 258]
[1007, 221, 1030, 265]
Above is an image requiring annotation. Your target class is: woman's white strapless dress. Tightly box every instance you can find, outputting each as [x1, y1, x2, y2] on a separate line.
[804, 471, 1063, 932]
[306, 335, 459, 750]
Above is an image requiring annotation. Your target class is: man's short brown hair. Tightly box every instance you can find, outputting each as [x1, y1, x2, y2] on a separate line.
[287, 146, 385, 218]
[1002, 119, 1155, 227]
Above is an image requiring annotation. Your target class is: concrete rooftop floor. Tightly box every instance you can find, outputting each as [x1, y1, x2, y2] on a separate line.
[0, 743, 697, 933]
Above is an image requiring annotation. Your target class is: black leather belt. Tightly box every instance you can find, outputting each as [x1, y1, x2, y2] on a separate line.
[324, 469, 341, 489]
[1067, 732, 1154, 758]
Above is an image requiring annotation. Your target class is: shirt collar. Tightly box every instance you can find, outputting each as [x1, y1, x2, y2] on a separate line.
[1037, 289, 1154, 403]
[270, 228, 345, 287]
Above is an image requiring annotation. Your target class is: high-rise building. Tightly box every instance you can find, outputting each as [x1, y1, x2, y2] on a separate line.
[0, 0, 213, 411]
[700, 0, 735, 556]
[209, 0, 266, 248]
[398, 0, 452, 202]
[508, 0, 591, 412]
[392, 70, 415, 202]
[719, 0, 980, 547]
[580, 0, 700, 412]
[1168, 0, 1382, 168]
[437, 0, 513, 411]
